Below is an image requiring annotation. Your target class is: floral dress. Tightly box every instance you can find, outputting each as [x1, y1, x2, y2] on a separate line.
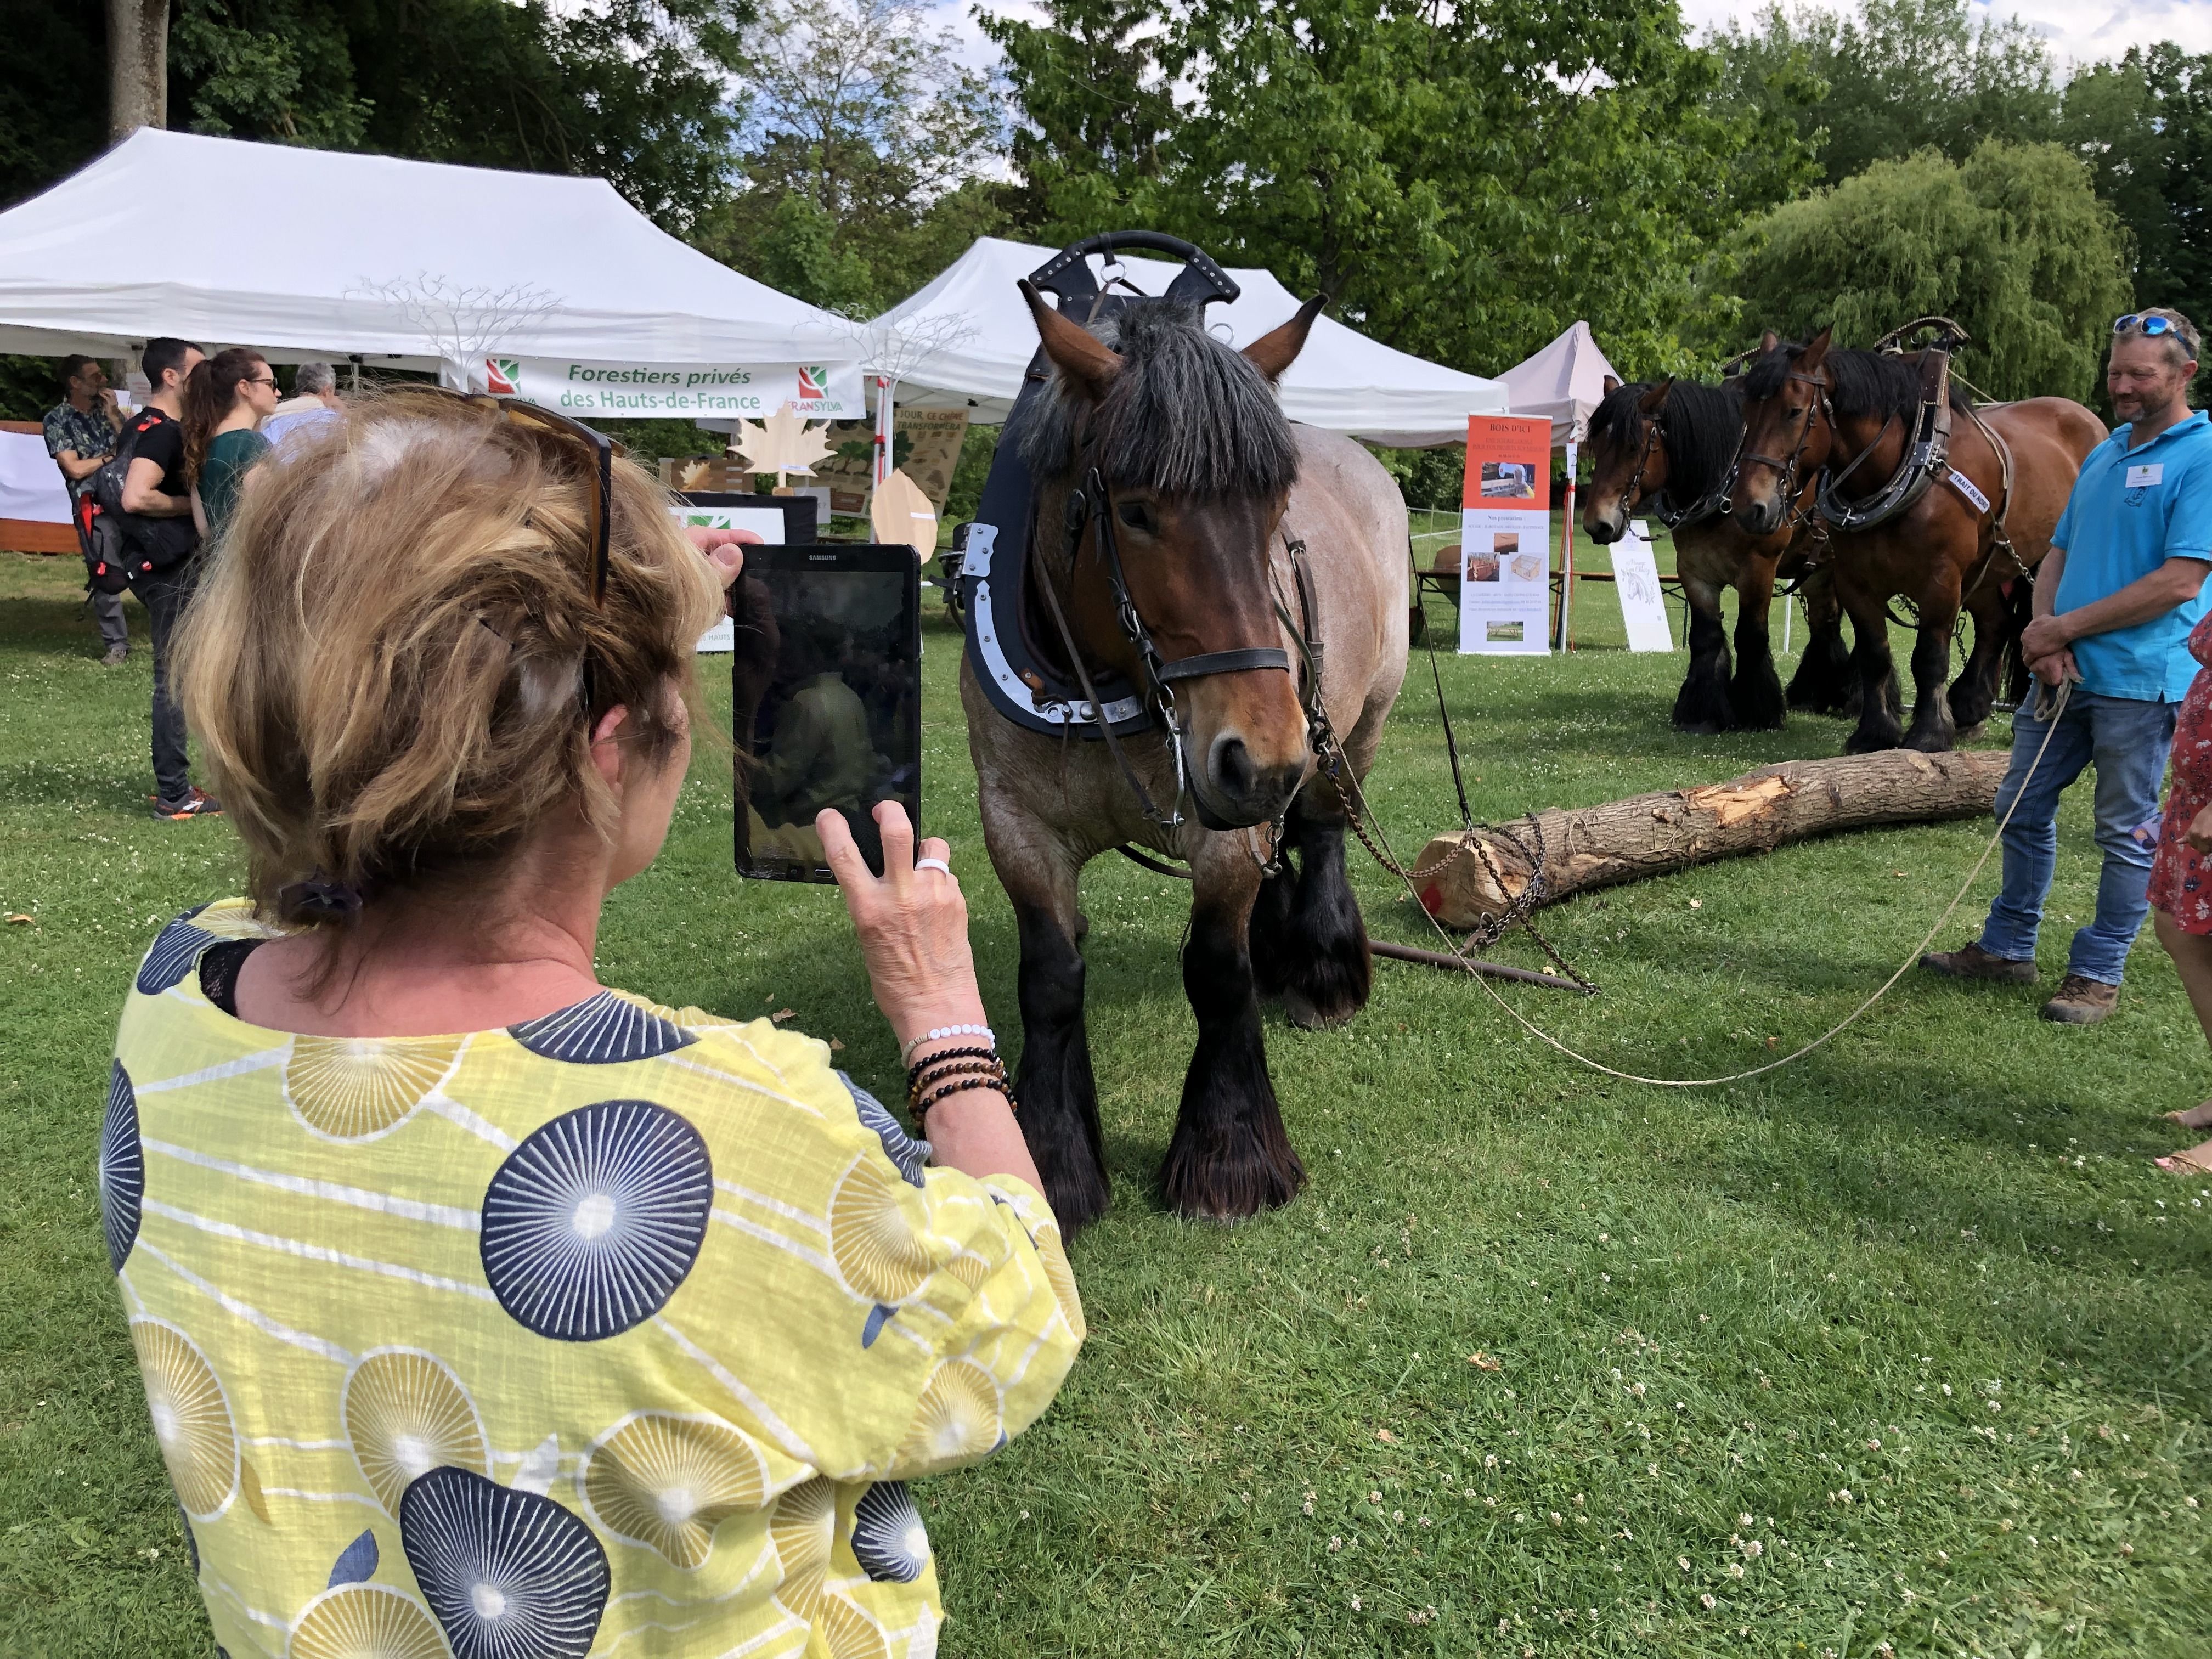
[105, 899, 1083, 1659]
[2150, 611, 2212, 932]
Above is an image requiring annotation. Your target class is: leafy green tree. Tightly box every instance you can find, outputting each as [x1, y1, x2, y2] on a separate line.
[979, 0, 1178, 235]
[1724, 142, 2131, 401]
[996, 0, 1813, 379]
[1708, 0, 2060, 184]
[0, 2, 750, 228]
[2061, 44, 2211, 327]
[693, 0, 1004, 313]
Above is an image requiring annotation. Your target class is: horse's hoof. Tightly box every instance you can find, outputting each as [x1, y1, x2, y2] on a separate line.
[1673, 718, 1725, 736]
[1903, 731, 1956, 754]
[1284, 989, 1358, 1030]
[1040, 1162, 1113, 1239]
[1159, 1131, 1306, 1222]
[1843, 731, 1901, 754]
[1953, 721, 1988, 743]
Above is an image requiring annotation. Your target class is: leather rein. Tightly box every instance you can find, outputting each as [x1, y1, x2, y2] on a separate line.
[1031, 459, 1324, 840]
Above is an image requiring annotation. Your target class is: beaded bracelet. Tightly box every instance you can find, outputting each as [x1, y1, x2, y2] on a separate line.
[909, 1061, 1005, 1110]
[916, 1073, 1018, 1120]
[901, 1023, 994, 1064]
[905, 1045, 998, 1091]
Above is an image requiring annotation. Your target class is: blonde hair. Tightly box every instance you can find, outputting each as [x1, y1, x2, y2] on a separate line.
[174, 387, 723, 932]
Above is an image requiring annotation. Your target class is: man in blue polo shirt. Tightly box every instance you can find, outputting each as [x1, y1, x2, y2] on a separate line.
[1925, 307, 2211, 1022]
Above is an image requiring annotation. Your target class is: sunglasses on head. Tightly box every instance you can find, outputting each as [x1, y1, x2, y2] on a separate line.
[417, 386, 623, 716]
[2113, 313, 2188, 342]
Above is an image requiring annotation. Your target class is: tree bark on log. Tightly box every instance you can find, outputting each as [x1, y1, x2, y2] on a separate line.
[1412, 749, 2009, 928]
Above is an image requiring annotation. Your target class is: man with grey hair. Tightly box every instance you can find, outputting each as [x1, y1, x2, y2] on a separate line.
[1925, 306, 2209, 1022]
[263, 362, 343, 445]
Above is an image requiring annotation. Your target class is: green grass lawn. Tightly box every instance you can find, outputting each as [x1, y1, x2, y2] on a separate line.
[2, 549, 2207, 1657]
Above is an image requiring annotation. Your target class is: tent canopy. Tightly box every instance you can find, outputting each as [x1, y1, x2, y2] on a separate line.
[873, 236, 1507, 447]
[1494, 321, 1623, 448]
[0, 129, 860, 379]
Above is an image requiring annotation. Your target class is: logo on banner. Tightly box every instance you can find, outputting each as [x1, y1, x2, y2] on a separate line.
[484, 357, 521, 396]
[797, 365, 828, 400]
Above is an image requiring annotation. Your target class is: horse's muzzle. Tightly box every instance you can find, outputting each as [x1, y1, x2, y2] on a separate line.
[1190, 731, 1306, 831]
[1583, 514, 1623, 545]
[1734, 493, 1784, 537]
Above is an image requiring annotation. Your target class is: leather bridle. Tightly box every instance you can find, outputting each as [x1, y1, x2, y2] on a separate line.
[1720, 368, 1835, 522]
[1034, 458, 1301, 833]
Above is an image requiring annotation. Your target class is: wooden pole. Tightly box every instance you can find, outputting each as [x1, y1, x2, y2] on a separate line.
[1561, 438, 1578, 652]
[1369, 939, 1591, 994]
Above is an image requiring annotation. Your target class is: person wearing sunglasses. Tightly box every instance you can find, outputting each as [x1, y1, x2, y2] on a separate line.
[104, 386, 1077, 1659]
[181, 346, 283, 545]
[1927, 308, 2211, 1025]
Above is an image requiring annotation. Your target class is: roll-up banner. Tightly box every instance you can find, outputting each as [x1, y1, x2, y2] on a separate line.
[469, 356, 865, 421]
[1458, 414, 1554, 655]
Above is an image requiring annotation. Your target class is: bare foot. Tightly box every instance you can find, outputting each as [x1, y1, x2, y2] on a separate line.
[2162, 1100, 2212, 1131]
[2153, 1139, 2212, 1176]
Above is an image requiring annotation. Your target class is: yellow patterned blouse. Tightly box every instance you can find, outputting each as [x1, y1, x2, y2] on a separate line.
[103, 899, 1084, 1659]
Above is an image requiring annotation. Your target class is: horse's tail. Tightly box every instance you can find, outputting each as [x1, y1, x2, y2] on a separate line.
[2000, 568, 2035, 706]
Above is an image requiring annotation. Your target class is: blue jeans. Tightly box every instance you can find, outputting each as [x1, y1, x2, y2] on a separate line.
[1978, 687, 2177, 984]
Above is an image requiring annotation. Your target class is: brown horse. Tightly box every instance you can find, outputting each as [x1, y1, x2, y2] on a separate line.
[961, 286, 1408, 1233]
[1582, 374, 1854, 730]
[1730, 329, 2107, 751]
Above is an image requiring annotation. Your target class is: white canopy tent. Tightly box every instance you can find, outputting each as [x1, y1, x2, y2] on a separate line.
[0, 129, 865, 420]
[871, 236, 1508, 447]
[1494, 320, 1623, 448]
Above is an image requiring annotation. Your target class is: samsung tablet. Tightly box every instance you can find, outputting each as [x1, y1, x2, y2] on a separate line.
[732, 545, 921, 882]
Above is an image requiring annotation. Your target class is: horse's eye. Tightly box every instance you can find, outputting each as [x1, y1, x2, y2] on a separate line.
[1116, 500, 1154, 532]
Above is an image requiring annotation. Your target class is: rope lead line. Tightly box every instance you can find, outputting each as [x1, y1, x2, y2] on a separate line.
[1330, 679, 2073, 1088]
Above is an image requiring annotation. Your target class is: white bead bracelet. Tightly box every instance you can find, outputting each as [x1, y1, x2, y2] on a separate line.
[901, 1023, 995, 1064]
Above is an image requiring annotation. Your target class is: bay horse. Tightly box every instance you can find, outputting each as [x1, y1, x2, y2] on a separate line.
[962, 285, 1408, 1234]
[1730, 328, 2107, 752]
[1582, 374, 1854, 730]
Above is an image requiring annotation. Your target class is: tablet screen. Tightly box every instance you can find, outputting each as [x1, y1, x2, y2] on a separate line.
[732, 546, 921, 881]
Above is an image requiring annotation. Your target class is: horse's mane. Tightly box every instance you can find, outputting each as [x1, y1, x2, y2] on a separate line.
[1742, 341, 1970, 420]
[1588, 379, 1742, 504]
[1017, 302, 1300, 499]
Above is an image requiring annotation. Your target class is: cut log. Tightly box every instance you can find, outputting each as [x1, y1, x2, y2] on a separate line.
[1411, 749, 2009, 928]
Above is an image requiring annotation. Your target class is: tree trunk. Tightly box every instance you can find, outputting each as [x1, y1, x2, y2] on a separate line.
[108, 0, 167, 142]
[1410, 749, 2010, 929]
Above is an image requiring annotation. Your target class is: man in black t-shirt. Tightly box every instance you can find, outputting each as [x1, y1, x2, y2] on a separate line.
[121, 337, 218, 819]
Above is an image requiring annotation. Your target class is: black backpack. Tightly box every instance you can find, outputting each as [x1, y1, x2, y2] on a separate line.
[89, 410, 198, 583]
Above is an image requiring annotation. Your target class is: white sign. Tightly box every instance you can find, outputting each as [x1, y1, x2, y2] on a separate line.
[1457, 509, 1551, 654]
[475, 356, 865, 421]
[674, 505, 786, 653]
[1610, 520, 1674, 653]
[0, 431, 71, 524]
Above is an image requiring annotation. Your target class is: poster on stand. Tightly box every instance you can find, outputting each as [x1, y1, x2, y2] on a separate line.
[1610, 520, 1675, 652]
[812, 408, 970, 519]
[1458, 414, 1554, 654]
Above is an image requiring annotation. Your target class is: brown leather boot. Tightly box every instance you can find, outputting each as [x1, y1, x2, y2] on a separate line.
[1920, 940, 2037, 984]
[2040, 974, 2119, 1024]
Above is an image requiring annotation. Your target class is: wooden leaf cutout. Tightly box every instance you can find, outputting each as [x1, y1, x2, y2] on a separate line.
[732, 403, 834, 478]
[328, 1526, 379, 1587]
[869, 468, 936, 555]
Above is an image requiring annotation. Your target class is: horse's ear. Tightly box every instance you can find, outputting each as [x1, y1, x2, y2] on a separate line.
[1637, 379, 1671, 415]
[1243, 294, 1328, 382]
[1801, 326, 1833, 371]
[1759, 330, 1780, 354]
[1603, 374, 1621, 396]
[1020, 279, 1120, 402]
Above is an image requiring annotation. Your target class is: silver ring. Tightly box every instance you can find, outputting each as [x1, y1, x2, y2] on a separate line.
[914, 857, 951, 876]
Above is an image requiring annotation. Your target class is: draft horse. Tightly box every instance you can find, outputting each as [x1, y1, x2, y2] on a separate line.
[1730, 328, 2107, 752]
[1582, 371, 1853, 730]
[960, 266, 1408, 1234]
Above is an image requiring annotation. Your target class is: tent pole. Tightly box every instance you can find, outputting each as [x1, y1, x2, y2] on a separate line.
[1561, 439, 1577, 652]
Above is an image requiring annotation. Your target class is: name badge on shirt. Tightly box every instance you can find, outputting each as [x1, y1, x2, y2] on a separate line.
[2126, 462, 2163, 488]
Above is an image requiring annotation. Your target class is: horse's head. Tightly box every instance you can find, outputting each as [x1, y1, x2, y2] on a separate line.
[1582, 380, 1673, 544]
[1731, 327, 1835, 538]
[1018, 279, 1325, 831]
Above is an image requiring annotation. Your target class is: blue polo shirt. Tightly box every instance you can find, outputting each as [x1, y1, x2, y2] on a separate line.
[2053, 408, 2212, 702]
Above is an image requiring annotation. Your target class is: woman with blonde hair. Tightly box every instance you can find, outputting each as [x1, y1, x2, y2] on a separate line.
[104, 388, 1079, 1659]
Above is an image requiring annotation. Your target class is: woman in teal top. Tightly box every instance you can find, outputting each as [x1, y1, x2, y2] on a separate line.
[183, 348, 281, 541]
